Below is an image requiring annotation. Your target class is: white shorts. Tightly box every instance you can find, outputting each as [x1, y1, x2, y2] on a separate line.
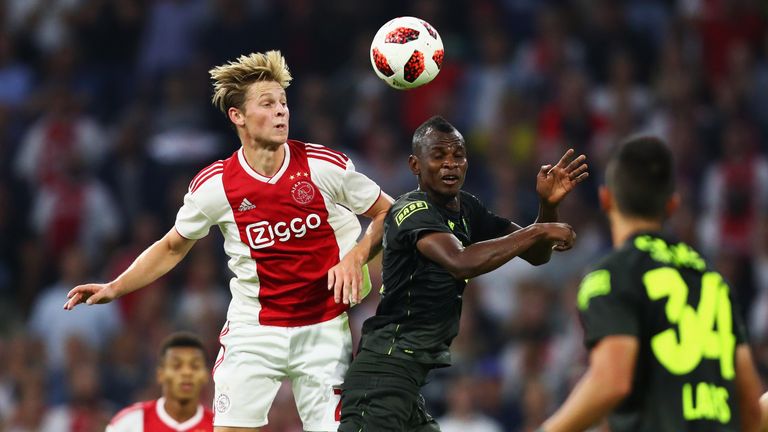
[212, 313, 352, 431]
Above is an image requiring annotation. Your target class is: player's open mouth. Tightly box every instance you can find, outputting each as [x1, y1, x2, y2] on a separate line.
[441, 175, 460, 185]
[275, 124, 287, 130]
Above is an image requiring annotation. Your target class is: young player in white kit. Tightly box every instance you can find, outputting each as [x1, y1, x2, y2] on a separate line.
[64, 51, 393, 432]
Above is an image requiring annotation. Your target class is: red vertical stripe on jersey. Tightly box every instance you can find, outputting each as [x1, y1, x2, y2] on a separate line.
[222, 140, 347, 326]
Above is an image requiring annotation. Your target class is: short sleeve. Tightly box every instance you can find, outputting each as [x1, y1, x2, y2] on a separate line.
[338, 159, 381, 214]
[577, 268, 640, 348]
[389, 200, 452, 249]
[465, 193, 512, 242]
[174, 192, 214, 240]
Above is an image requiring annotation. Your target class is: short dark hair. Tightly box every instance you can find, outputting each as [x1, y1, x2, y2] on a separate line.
[159, 331, 206, 362]
[412, 115, 459, 155]
[605, 136, 674, 219]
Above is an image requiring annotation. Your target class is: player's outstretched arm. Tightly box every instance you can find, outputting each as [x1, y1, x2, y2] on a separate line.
[328, 193, 393, 304]
[416, 222, 575, 280]
[64, 228, 197, 310]
[735, 344, 763, 432]
[539, 335, 638, 432]
[518, 148, 588, 265]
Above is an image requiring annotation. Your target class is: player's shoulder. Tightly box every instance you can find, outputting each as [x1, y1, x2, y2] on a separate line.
[459, 190, 485, 210]
[300, 140, 350, 171]
[188, 157, 228, 194]
[108, 400, 150, 428]
[389, 190, 441, 226]
[391, 190, 430, 212]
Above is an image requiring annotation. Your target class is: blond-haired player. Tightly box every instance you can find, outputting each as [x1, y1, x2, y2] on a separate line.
[65, 51, 392, 432]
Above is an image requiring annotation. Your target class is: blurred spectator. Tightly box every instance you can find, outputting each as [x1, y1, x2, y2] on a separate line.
[27, 247, 122, 371]
[699, 118, 768, 256]
[39, 362, 112, 432]
[174, 249, 228, 335]
[438, 374, 503, 432]
[30, 151, 121, 262]
[136, 0, 208, 83]
[0, 32, 34, 110]
[14, 85, 106, 189]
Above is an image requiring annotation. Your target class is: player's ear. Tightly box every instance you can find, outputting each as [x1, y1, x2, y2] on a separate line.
[598, 185, 613, 213]
[228, 107, 245, 127]
[665, 192, 681, 217]
[408, 154, 420, 176]
[156, 365, 164, 385]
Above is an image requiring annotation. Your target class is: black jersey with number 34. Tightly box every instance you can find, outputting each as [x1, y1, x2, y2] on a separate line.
[359, 190, 510, 366]
[578, 232, 748, 432]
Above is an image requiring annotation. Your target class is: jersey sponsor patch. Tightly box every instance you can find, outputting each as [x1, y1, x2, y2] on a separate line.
[395, 201, 428, 226]
[577, 269, 611, 310]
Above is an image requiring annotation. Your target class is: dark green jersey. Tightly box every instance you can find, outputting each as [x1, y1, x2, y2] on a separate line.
[360, 190, 510, 366]
[578, 232, 748, 432]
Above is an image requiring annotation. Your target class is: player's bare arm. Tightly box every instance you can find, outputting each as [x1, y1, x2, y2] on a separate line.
[64, 228, 196, 310]
[511, 148, 588, 265]
[328, 192, 394, 304]
[539, 335, 638, 432]
[416, 222, 575, 280]
[734, 344, 763, 432]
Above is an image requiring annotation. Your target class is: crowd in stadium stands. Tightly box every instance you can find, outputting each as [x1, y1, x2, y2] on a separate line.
[0, 0, 766, 431]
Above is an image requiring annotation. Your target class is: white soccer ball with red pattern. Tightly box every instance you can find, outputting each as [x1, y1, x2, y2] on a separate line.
[370, 16, 444, 90]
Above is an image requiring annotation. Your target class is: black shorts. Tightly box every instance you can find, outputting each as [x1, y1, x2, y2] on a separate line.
[338, 349, 441, 432]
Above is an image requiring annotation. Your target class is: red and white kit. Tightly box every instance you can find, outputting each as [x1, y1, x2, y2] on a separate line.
[175, 140, 381, 430]
[106, 398, 214, 432]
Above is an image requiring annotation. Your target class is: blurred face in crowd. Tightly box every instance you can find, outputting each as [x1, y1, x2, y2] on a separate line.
[157, 347, 208, 403]
[229, 80, 289, 148]
[410, 129, 468, 201]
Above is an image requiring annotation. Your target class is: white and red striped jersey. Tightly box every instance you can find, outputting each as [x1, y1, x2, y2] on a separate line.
[106, 398, 214, 432]
[175, 140, 381, 327]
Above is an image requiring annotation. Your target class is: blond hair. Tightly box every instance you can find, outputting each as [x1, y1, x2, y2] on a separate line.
[209, 50, 292, 113]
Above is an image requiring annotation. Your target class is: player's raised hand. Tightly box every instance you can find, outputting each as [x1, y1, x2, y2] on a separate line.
[328, 253, 363, 305]
[63, 283, 118, 310]
[536, 148, 589, 206]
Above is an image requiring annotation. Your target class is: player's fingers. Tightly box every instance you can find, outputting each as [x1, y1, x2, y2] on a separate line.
[85, 291, 106, 305]
[565, 154, 587, 172]
[569, 163, 588, 179]
[342, 272, 353, 305]
[538, 164, 552, 176]
[330, 270, 344, 303]
[327, 270, 336, 291]
[573, 172, 589, 183]
[63, 292, 82, 310]
[555, 148, 575, 168]
[350, 273, 361, 304]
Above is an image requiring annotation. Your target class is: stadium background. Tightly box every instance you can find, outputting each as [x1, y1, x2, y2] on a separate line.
[0, 0, 767, 430]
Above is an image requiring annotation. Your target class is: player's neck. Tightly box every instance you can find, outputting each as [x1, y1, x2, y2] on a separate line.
[163, 397, 198, 423]
[609, 213, 663, 248]
[422, 188, 460, 211]
[242, 142, 285, 177]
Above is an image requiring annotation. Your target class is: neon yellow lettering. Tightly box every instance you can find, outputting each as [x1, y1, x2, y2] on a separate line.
[577, 270, 611, 310]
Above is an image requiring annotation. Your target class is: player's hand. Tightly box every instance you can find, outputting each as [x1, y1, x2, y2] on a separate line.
[328, 253, 364, 305]
[63, 283, 118, 310]
[537, 222, 576, 251]
[536, 148, 589, 206]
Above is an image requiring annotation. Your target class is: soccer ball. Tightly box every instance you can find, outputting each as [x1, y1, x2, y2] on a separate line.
[370, 16, 444, 90]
